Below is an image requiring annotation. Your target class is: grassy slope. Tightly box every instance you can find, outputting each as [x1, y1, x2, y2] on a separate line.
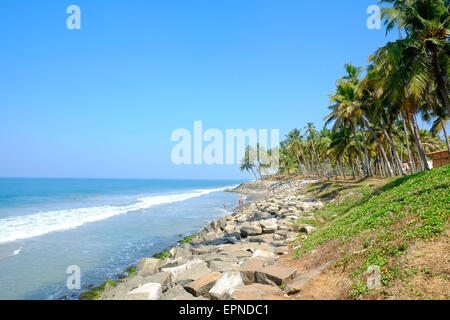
[295, 165, 449, 299]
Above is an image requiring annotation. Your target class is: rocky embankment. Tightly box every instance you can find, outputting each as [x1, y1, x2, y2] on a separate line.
[99, 178, 323, 300]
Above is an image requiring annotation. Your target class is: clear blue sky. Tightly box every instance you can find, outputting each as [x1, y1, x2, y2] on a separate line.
[0, 0, 397, 179]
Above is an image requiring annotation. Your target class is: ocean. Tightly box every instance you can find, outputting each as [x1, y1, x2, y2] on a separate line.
[0, 178, 243, 300]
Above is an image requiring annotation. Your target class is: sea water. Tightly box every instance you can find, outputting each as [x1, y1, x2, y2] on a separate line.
[0, 178, 243, 299]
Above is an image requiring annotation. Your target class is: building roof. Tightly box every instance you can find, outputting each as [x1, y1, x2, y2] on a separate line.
[427, 149, 449, 156]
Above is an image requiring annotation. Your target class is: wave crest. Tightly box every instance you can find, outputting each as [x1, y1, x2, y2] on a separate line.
[0, 186, 233, 244]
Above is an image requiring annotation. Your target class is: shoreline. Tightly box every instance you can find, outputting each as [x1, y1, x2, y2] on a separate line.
[81, 177, 321, 300]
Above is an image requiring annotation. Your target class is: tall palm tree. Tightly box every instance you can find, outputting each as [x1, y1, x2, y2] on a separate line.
[381, 0, 450, 116]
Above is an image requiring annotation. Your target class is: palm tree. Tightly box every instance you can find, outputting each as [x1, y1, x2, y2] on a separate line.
[381, 0, 450, 116]
[286, 129, 310, 174]
[239, 146, 258, 179]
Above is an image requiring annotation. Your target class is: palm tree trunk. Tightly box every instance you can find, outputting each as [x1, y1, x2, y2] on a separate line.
[441, 119, 450, 154]
[402, 113, 415, 173]
[299, 146, 311, 174]
[361, 118, 393, 177]
[250, 167, 258, 179]
[338, 156, 345, 180]
[351, 124, 367, 177]
[348, 150, 356, 179]
[407, 115, 430, 171]
[309, 140, 321, 176]
[359, 118, 372, 176]
[379, 119, 405, 175]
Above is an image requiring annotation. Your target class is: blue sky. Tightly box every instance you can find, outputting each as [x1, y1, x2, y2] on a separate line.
[0, 0, 398, 179]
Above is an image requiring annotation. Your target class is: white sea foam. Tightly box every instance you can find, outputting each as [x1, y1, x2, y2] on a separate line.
[12, 248, 22, 256]
[0, 186, 234, 244]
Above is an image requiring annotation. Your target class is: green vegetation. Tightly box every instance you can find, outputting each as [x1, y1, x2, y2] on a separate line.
[80, 279, 117, 300]
[295, 165, 450, 298]
[153, 249, 169, 260]
[179, 232, 198, 244]
[124, 265, 136, 277]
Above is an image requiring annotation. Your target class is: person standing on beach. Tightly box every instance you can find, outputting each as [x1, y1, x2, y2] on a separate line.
[224, 202, 227, 210]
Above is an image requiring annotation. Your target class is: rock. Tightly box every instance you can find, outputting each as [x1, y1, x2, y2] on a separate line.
[142, 272, 171, 291]
[225, 237, 239, 244]
[223, 224, 235, 234]
[285, 276, 310, 294]
[174, 262, 211, 282]
[209, 261, 240, 272]
[161, 284, 196, 300]
[266, 205, 280, 214]
[240, 225, 263, 238]
[255, 266, 298, 286]
[202, 231, 222, 242]
[273, 233, 285, 241]
[191, 246, 215, 255]
[170, 246, 192, 259]
[159, 258, 178, 269]
[300, 225, 317, 234]
[251, 249, 276, 259]
[259, 218, 278, 234]
[239, 257, 272, 284]
[209, 271, 245, 300]
[236, 215, 248, 223]
[252, 211, 271, 220]
[137, 258, 162, 277]
[275, 208, 288, 218]
[184, 272, 221, 297]
[231, 283, 282, 300]
[223, 232, 241, 240]
[274, 229, 288, 239]
[273, 246, 289, 255]
[127, 283, 162, 300]
[161, 263, 188, 277]
[121, 275, 144, 291]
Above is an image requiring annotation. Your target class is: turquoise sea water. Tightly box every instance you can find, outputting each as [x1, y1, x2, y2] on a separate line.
[0, 178, 243, 300]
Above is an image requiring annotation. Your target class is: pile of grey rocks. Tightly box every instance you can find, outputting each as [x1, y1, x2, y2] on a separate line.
[100, 179, 323, 300]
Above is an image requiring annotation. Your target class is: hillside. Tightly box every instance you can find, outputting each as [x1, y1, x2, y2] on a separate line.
[284, 165, 449, 299]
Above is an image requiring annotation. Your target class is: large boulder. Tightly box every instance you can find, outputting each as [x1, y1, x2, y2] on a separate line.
[142, 272, 171, 291]
[209, 271, 245, 300]
[127, 283, 162, 300]
[137, 258, 162, 277]
[184, 272, 221, 297]
[240, 225, 263, 238]
[223, 224, 236, 234]
[209, 261, 240, 272]
[173, 260, 211, 283]
[259, 218, 278, 234]
[169, 246, 192, 259]
[161, 285, 195, 300]
[265, 205, 280, 214]
[161, 263, 188, 277]
[300, 225, 317, 234]
[255, 266, 298, 286]
[251, 249, 276, 259]
[239, 258, 269, 284]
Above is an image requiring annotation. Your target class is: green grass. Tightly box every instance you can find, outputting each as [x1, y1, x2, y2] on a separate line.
[153, 249, 169, 260]
[295, 165, 450, 298]
[80, 279, 117, 300]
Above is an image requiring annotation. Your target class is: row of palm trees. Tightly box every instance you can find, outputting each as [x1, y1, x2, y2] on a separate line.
[241, 0, 449, 179]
